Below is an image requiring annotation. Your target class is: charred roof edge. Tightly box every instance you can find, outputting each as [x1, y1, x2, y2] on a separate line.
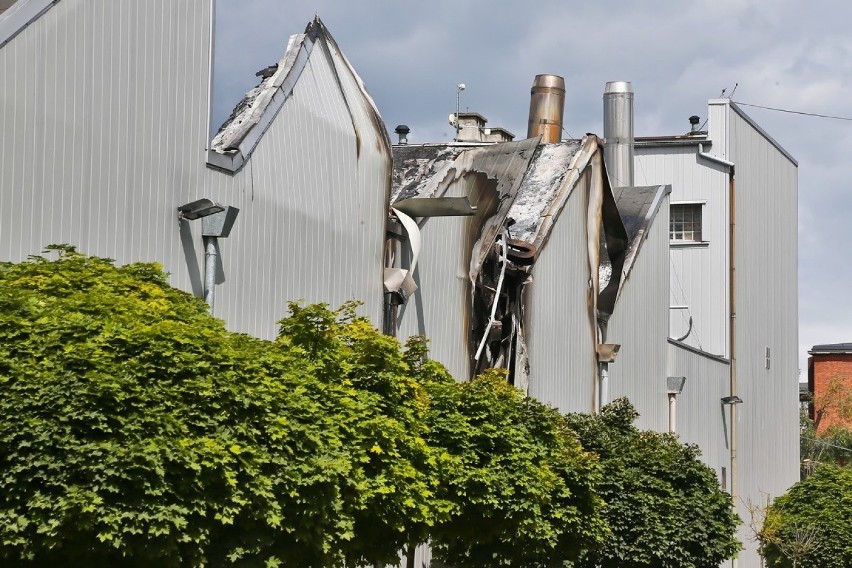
[207, 29, 315, 173]
[617, 184, 671, 292]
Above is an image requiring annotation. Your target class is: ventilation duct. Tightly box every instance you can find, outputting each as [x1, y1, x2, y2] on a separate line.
[526, 74, 565, 143]
[603, 80, 634, 188]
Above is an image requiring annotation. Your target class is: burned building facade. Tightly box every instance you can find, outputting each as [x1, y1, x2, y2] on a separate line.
[0, 2, 797, 565]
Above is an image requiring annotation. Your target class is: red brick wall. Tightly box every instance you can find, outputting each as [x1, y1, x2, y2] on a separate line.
[810, 353, 852, 432]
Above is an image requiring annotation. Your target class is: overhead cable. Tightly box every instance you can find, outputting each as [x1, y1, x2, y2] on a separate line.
[733, 101, 852, 122]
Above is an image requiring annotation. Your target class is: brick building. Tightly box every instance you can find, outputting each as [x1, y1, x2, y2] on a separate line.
[808, 343, 852, 432]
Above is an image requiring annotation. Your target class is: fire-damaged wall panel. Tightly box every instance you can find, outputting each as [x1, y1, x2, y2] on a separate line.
[390, 140, 538, 382]
[392, 193, 475, 381]
[206, 20, 391, 333]
[525, 169, 598, 413]
[606, 187, 670, 432]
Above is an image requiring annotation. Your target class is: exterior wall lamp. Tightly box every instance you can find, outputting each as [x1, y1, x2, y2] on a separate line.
[177, 199, 239, 312]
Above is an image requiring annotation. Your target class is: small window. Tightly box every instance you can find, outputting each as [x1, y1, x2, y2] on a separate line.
[670, 203, 703, 242]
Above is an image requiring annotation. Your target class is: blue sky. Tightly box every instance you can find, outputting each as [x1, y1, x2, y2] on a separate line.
[213, 0, 852, 375]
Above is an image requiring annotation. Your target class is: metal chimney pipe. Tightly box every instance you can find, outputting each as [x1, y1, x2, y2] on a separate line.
[603, 81, 634, 188]
[527, 74, 565, 143]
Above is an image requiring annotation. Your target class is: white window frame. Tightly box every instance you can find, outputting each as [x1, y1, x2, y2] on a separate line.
[670, 201, 706, 245]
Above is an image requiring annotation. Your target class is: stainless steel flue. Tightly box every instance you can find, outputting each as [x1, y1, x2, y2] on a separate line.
[527, 74, 565, 143]
[603, 81, 634, 188]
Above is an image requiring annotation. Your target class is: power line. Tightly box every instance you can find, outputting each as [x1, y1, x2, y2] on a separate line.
[803, 435, 852, 454]
[733, 101, 852, 122]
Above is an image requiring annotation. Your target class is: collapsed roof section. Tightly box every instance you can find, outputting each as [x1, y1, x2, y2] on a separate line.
[391, 137, 627, 283]
[388, 135, 643, 382]
[208, 16, 390, 173]
[611, 184, 671, 296]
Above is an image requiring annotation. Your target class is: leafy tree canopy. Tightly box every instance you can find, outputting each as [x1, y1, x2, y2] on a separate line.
[762, 465, 852, 568]
[0, 248, 744, 568]
[0, 247, 433, 567]
[423, 369, 607, 568]
[564, 398, 741, 568]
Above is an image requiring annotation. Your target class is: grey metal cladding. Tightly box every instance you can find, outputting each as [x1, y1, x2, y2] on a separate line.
[606, 193, 670, 431]
[204, 17, 391, 332]
[0, 4, 390, 339]
[524, 168, 598, 412]
[666, 340, 731, 479]
[728, 105, 799, 568]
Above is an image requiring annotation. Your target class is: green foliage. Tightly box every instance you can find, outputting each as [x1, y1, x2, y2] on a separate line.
[801, 400, 852, 473]
[0, 248, 431, 566]
[275, 303, 436, 567]
[0, 248, 749, 567]
[424, 370, 607, 567]
[565, 398, 741, 568]
[762, 465, 852, 567]
[812, 376, 852, 432]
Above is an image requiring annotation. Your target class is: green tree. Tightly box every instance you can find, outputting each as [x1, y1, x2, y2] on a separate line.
[423, 369, 607, 568]
[812, 376, 852, 432]
[565, 398, 741, 568]
[762, 465, 852, 567]
[275, 303, 439, 567]
[0, 248, 432, 566]
[801, 390, 852, 475]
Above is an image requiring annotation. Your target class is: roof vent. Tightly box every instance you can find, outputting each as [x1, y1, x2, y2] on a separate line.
[394, 125, 410, 145]
[689, 115, 701, 133]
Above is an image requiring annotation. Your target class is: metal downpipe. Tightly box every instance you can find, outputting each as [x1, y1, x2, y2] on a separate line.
[729, 170, 738, 552]
[204, 236, 218, 311]
[599, 362, 609, 413]
[668, 393, 677, 433]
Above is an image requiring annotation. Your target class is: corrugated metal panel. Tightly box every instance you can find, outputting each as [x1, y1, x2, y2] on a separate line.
[204, 27, 390, 333]
[635, 144, 730, 357]
[0, 1, 390, 340]
[667, 340, 731, 479]
[728, 104, 799, 568]
[607, 192, 670, 432]
[0, 0, 212, 277]
[526, 169, 597, 413]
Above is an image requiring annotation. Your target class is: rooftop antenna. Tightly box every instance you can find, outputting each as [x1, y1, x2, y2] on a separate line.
[455, 83, 466, 140]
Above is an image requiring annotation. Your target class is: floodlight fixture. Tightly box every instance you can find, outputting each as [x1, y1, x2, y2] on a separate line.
[177, 198, 239, 313]
[202, 206, 240, 238]
[721, 395, 743, 405]
[177, 198, 224, 220]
